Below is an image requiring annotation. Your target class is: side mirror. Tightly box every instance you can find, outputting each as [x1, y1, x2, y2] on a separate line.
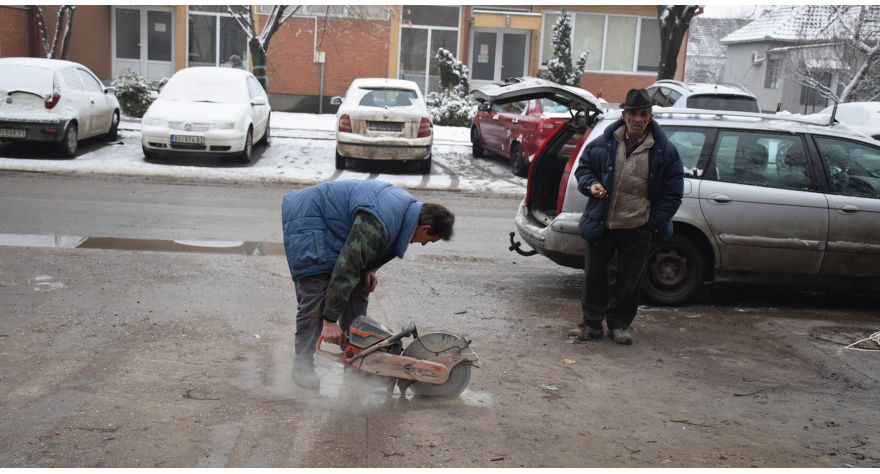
[149, 90, 159, 100]
[478, 102, 490, 112]
[330, 96, 343, 105]
[105, 87, 116, 95]
[426, 100, 436, 108]
[251, 96, 268, 106]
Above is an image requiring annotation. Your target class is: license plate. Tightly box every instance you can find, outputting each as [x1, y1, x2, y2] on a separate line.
[0, 128, 26, 138]
[171, 135, 205, 144]
[368, 121, 403, 132]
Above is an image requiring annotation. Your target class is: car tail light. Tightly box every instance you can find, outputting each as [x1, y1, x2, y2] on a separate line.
[338, 114, 352, 133]
[556, 130, 590, 215]
[537, 118, 558, 136]
[417, 118, 432, 138]
[45, 72, 61, 109]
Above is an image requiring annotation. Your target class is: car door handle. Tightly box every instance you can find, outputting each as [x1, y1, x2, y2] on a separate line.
[706, 193, 732, 204]
[836, 204, 861, 214]
[512, 118, 518, 124]
[493, 116, 499, 121]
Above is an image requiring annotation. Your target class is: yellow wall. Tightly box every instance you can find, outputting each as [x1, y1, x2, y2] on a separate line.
[387, 6, 401, 79]
[174, 6, 186, 72]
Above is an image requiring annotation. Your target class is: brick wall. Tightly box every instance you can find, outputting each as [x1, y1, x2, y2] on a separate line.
[0, 6, 32, 58]
[34, 5, 111, 80]
[265, 16, 390, 98]
[580, 73, 658, 104]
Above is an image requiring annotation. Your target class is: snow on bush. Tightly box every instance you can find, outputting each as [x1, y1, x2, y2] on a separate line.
[426, 48, 476, 127]
[540, 10, 587, 87]
[112, 69, 164, 118]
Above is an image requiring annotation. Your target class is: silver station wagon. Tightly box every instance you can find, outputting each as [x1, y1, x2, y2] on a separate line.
[494, 79, 880, 305]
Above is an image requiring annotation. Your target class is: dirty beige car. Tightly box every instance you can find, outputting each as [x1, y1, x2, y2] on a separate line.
[331, 78, 433, 173]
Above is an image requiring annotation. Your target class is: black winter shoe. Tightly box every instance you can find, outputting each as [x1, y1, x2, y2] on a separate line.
[568, 324, 604, 340]
[293, 361, 321, 390]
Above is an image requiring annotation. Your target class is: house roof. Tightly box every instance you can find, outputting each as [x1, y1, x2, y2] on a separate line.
[721, 5, 880, 45]
[687, 16, 747, 58]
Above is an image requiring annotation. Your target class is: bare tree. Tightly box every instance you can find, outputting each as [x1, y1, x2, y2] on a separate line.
[657, 5, 699, 80]
[225, 5, 389, 92]
[33, 5, 76, 60]
[786, 5, 880, 103]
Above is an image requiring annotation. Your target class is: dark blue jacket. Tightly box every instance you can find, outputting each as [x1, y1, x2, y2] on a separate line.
[281, 180, 422, 281]
[574, 118, 684, 243]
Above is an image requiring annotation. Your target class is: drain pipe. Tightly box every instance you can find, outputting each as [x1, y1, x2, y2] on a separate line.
[316, 50, 326, 114]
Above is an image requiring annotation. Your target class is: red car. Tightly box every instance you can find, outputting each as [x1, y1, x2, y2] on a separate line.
[470, 87, 572, 177]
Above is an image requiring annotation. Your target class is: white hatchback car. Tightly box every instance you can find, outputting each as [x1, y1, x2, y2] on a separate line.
[331, 79, 433, 173]
[646, 79, 761, 113]
[0, 57, 121, 157]
[141, 67, 271, 163]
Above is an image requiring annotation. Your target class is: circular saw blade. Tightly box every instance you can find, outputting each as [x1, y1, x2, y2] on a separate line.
[402, 332, 472, 397]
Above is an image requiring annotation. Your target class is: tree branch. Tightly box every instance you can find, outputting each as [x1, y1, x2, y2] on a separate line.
[34, 6, 52, 59]
[50, 5, 65, 59]
[226, 5, 254, 40]
[59, 6, 75, 60]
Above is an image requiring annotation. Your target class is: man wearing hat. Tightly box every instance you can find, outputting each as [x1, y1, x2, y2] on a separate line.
[569, 88, 684, 345]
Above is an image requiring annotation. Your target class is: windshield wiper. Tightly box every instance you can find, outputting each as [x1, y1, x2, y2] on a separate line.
[192, 100, 220, 103]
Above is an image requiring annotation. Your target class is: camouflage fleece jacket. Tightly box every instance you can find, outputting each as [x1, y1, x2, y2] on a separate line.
[322, 210, 396, 323]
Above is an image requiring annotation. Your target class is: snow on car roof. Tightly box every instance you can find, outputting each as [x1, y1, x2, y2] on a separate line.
[599, 107, 875, 142]
[172, 66, 253, 78]
[350, 78, 420, 91]
[0, 57, 83, 71]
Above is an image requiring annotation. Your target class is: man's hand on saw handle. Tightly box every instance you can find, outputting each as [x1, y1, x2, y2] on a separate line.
[323, 320, 344, 345]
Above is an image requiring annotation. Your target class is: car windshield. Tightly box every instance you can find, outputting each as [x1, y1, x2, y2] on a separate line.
[686, 95, 760, 113]
[356, 88, 420, 108]
[0, 65, 52, 93]
[159, 74, 249, 104]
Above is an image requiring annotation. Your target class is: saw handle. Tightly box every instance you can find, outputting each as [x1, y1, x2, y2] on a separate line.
[315, 335, 346, 363]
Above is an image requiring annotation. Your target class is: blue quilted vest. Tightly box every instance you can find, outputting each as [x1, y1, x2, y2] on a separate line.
[281, 180, 423, 281]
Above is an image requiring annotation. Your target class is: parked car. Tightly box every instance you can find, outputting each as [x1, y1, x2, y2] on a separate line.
[646, 79, 761, 113]
[141, 67, 270, 163]
[331, 78, 433, 173]
[0, 57, 120, 157]
[471, 84, 574, 177]
[483, 78, 880, 306]
[818, 102, 880, 141]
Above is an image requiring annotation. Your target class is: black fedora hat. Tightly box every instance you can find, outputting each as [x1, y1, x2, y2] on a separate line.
[620, 88, 653, 110]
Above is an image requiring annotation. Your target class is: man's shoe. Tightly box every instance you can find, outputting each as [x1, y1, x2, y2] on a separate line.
[609, 328, 633, 345]
[293, 362, 321, 390]
[568, 324, 604, 341]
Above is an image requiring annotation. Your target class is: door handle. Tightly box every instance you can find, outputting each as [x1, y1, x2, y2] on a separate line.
[836, 204, 860, 214]
[706, 193, 732, 204]
[512, 118, 518, 124]
[493, 115, 499, 121]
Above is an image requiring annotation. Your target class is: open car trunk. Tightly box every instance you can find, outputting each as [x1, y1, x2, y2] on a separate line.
[528, 122, 588, 227]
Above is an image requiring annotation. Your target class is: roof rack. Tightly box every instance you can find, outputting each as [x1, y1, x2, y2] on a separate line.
[650, 107, 833, 127]
[653, 79, 687, 89]
[716, 82, 752, 94]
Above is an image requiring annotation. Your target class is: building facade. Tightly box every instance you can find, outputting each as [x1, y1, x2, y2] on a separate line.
[1, 5, 688, 113]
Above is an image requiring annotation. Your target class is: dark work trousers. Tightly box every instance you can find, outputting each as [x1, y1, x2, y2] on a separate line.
[293, 273, 369, 364]
[582, 224, 653, 331]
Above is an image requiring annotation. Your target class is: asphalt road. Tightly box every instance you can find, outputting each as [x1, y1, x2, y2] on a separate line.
[1, 172, 878, 468]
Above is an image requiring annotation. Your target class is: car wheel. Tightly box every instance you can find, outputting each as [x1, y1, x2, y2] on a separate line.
[418, 154, 432, 174]
[335, 150, 346, 170]
[471, 127, 484, 158]
[640, 235, 705, 306]
[106, 111, 119, 141]
[239, 127, 253, 163]
[511, 143, 528, 177]
[256, 117, 270, 146]
[57, 122, 78, 158]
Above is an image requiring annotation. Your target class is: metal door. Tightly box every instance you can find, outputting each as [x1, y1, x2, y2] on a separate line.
[113, 7, 174, 81]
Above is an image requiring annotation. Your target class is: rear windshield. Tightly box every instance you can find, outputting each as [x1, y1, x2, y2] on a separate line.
[357, 88, 420, 108]
[538, 98, 570, 114]
[686, 94, 760, 113]
[0, 65, 52, 94]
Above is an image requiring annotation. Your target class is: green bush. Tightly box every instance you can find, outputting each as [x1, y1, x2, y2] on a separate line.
[111, 69, 154, 118]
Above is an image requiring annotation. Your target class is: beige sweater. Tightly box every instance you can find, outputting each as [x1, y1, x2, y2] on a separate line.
[605, 126, 653, 229]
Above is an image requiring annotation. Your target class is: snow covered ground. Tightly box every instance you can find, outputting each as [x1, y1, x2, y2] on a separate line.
[0, 112, 523, 196]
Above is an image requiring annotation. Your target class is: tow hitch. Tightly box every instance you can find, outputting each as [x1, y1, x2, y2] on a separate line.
[509, 231, 537, 256]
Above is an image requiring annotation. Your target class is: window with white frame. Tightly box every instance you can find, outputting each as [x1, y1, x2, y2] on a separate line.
[256, 5, 388, 19]
[764, 58, 782, 89]
[187, 6, 248, 68]
[399, 5, 461, 95]
[541, 11, 660, 74]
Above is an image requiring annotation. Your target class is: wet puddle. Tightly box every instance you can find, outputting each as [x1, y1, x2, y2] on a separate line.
[0, 233, 284, 256]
